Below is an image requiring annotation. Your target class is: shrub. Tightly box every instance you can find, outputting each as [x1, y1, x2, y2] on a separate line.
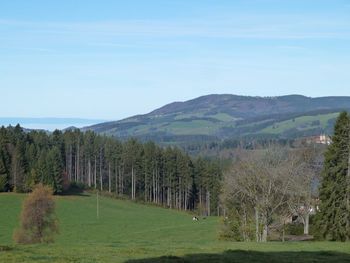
[218, 212, 255, 242]
[13, 184, 59, 244]
[0, 175, 8, 192]
[65, 181, 85, 194]
[0, 245, 12, 251]
[285, 223, 304, 236]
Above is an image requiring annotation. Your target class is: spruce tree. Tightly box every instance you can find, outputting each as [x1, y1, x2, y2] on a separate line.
[317, 112, 350, 241]
[12, 140, 27, 192]
[0, 144, 10, 192]
[46, 147, 64, 193]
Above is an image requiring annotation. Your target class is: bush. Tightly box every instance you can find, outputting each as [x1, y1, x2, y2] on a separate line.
[0, 245, 12, 251]
[62, 182, 85, 195]
[0, 175, 8, 192]
[218, 212, 255, 242]
[219, 217, 243, 241]
[13, 184, 59, 244]
[285, 223, 304, 236]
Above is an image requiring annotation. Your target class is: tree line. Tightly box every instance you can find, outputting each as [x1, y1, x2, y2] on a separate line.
[0, 125, 222, 215]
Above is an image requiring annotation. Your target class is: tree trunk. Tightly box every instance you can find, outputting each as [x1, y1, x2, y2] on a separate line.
[108, 163, 111, 193]
[304, 213, 310, 235]
[131, 165, 134, 200]
[119, 165, 123, 195]
[144, 170, 147, 202]
[94, 156, 97, 189]
[69, 145, 73, 181]
[262, 224, 268, 242]
[206, 190, 210, 216]
[152, 170, 155, 203]
[74, 150, 77, 182]
[88, 159, 91, 187]
[114, 164, 119, 194]
[134, 168, 136, 200]
[199, 188, 202, 214]
[100, 148, 103, 191]
[255, 207, 259, 242]
[77, 143, 80, 182]
[121, 165, 124, 195]
[261, 212, 268, 242]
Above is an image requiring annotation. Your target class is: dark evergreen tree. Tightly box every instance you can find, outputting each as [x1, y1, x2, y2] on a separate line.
[0, 143, 11, 192]
[317, 112, 350, 241]
[46, 147, 64, 193]
[11, 140, 27, 192]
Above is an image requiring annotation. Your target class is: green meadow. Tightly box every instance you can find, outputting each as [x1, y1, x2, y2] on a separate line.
[1, 193, 350, 263]
[261, 113, 339, 134]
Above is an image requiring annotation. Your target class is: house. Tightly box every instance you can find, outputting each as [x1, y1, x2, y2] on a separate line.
[305, 134, 331, 145]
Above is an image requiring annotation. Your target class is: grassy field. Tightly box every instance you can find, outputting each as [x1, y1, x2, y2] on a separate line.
[1, 193, 350, 262]
[261, 113, 338, 134]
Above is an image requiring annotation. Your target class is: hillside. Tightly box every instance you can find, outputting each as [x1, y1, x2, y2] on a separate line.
[1, 193, 350, 263]
[83, 95, 350, 144]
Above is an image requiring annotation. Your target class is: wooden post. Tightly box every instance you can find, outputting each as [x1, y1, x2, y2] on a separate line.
[97, 191, 100, 219]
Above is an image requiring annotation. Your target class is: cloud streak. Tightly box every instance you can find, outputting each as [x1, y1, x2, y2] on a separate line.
[1, 15, 349, 41]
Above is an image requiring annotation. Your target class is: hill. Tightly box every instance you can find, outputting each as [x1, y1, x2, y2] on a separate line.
[83, 95, 350, 144]
[1, 193, 350, 262]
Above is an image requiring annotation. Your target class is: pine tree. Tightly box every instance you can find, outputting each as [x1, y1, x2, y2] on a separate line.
[46, 147, 64, 193]
[317, 112, 350, 241]
[0, 144, 10, 192]
[11, 140, 27, 192]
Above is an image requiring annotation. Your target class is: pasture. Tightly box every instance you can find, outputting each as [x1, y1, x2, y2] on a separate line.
[1, 193, 350, 262]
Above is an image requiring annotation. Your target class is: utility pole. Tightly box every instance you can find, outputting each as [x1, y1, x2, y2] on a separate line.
[97, 191, 100, 220]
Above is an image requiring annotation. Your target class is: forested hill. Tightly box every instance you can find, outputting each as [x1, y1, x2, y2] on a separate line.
[83, 94, 350, 144]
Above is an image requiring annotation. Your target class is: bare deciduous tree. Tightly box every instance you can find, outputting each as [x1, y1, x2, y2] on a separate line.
[222, 146, 298, 242]
[287, 145, 323, 235]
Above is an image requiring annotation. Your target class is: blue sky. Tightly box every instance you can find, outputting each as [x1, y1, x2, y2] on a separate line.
[1, 0, 350, 120]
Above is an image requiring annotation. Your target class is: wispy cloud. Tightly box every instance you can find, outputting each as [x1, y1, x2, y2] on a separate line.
[1, 15, 349, 40]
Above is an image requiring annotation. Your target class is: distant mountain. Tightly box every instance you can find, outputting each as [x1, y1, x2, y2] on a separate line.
[83, 94, 350, 144]
[0, 117, 105, 131]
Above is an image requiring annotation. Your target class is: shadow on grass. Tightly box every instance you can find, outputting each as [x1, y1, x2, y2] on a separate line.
[59, 192, 90, 197]
[124, 250, 350, 263]
[0, 246, 12, 252]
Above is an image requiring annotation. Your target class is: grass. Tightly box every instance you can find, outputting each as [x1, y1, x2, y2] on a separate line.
[1, 193, 350, 262]
[261, 113, 339, 134]
[166, 120, 219, 135]
[208, 113, 236, 122]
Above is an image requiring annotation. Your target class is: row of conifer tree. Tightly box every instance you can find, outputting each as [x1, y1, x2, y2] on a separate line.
[0, 125, 222, 215]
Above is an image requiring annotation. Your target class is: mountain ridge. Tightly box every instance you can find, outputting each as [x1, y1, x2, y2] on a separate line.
[83, 94, 350, 144]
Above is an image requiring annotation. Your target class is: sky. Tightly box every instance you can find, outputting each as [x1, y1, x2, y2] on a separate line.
[1, 0, 350, 121]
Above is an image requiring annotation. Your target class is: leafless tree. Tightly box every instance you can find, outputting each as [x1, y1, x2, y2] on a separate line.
[287, 145, 323, 235]
[223, 146, 298, 242]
